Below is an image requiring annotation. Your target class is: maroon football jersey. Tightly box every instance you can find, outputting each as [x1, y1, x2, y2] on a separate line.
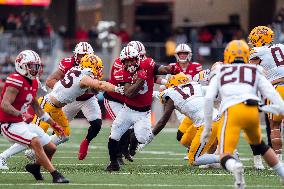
[0, 73, 38, 122]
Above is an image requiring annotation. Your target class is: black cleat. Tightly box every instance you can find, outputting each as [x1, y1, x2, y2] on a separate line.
[51, 170, 69, 183]
[117, 157, 125, 165]
[124, 154, 133, 162]
[105, 162, 120, 172]
[25, 163, 44, 180]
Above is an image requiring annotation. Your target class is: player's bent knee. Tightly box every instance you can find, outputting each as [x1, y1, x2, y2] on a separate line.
[250, 140, 270, 156]
[176, 130, 184, 142]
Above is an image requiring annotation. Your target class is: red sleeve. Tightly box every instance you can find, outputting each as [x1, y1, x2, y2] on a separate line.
[5, 74, 24, 90]
[58, 57, 73, 74]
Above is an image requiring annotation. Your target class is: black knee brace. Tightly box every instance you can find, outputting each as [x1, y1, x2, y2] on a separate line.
[250, 140, 270, 156]
[176, 130, 184, 142]
[220, 155, 234, 170]
[86, 119, 102, 142]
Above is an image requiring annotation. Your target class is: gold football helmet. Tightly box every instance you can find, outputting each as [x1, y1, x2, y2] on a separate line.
[223, 40, 250, 64]
[165, 72, 189, 88]
[80, 54, 103, 80]
[248, 26, 274, 47]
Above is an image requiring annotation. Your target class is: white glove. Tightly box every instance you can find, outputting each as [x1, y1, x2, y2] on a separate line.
[152, 91, 160, 99]
[137, 143, 147, 151]
[200, 127, 211, 143]
[259, 104, 282, 115]
[114, 86, 124, 95]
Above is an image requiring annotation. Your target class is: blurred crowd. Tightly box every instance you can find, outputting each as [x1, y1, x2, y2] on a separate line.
[0, 12, 53, 37]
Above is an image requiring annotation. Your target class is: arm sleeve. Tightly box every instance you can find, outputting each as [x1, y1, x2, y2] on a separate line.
[204, 75, 219, 130]
[5, 74, 23, 91]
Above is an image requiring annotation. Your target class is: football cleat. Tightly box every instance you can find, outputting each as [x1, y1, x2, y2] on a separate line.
[25, 149, 36, 161]
[105, 161, 120, 172]
[124, 154, 134, 162]
[0, 156, 9, 170]
[25, 163, 44, 180]
[232, 162, 245, 189]
[52, 170, 69, 183]
[117, 157, 125, 165]
[253, 155, 265, 170]
[78, 139, 90, 160]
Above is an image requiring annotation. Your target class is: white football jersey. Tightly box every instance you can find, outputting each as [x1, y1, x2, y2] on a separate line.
[206, 64, 284, 114]
[50, 66, 93, 104]
[160, 82, 217, 126]
[250, 44, 284, 82]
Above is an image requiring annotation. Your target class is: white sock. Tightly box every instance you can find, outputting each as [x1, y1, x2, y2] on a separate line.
[273, 162, 284, 178]
[225, 158, 238, 172]
[193, 154, 220, 165]
[50, 134, 69, 146]
[0, 143, 27, 159]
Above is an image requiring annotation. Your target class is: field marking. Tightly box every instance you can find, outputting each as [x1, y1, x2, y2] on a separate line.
[0, 183, 281, 188]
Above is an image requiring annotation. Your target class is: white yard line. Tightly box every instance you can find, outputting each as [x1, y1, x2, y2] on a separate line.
[0, 183, 281, 188]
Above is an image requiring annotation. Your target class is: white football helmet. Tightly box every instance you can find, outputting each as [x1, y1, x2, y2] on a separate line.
[73, 42, 94, 64]
[120, 46, 140, 73]
[175, 44, 192, 63]
[15, 50, 42, 80]
[127, 41, 146, 55]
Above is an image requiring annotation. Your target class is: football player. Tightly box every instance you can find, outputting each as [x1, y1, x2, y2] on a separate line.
[0, 50, 69, 183]
[139, 73, 220, 165]
[45, 42, 103, 160]
[248, 26, 284, 162]
[6, 54, 123, 162]
[105, 46, 180, 171]
[202, 40, 284, 188]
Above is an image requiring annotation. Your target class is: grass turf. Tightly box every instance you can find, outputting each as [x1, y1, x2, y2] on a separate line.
[0, 122, 282, 189]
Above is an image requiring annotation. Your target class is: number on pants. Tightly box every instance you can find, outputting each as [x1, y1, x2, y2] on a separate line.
[220, 66, 256, 86]
[60, 70, 81, 88]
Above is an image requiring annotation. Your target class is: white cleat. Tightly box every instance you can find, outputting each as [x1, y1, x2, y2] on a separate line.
[253, 155, 265, 170]
[24, 149, 36, 161]
[232, 162, 245, 189]
[0, 156, 9, 170]
[183, 155, 189, 160]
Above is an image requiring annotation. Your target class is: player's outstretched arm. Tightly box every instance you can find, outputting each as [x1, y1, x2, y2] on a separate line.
[46, 69, 65, 89]
[155, 64, 181, 75]
[152, 98, 175, 136]
[80, 75, 123, 94]
[1, 86, 21, 117]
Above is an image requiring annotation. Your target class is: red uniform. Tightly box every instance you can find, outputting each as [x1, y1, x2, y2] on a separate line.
[124, 57, 156, 109]
[0, 73, 38, 123]
[104, 58, 125, 104]
[58, 56, 94, 101]
[170, 62, 202, 80]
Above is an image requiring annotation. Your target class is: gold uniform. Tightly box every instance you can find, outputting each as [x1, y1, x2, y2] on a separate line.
[33, 96, 70, 136]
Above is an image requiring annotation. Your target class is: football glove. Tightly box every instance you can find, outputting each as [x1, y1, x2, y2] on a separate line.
[170, 64, 181, 75]
[51, 122, 65, 137]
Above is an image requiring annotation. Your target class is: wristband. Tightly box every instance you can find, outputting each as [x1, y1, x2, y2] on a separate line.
[40, 112, 51, 122]
[160, 79, 167, 85]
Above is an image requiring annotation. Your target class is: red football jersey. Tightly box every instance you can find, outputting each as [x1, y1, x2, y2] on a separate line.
[58, 56, 94, 101]
[124, 57, 156, 108]
[0, 73, 38, 123]
[170, 62, 202, 80]
[104, 58, 125, 103]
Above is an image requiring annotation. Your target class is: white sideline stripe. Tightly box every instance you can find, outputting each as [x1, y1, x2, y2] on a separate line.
[0, 171, 277, 177]
[0, 183, 279, 188]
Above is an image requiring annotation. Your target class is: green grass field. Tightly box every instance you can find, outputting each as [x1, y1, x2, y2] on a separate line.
[0, 121, 282, 189]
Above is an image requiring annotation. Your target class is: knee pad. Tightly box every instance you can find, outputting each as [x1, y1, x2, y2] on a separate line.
[220, 155, 234, 170]
[176, 130, 184, 142]
[86, 119, 102, 141]
[250, 140, 270, 156]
